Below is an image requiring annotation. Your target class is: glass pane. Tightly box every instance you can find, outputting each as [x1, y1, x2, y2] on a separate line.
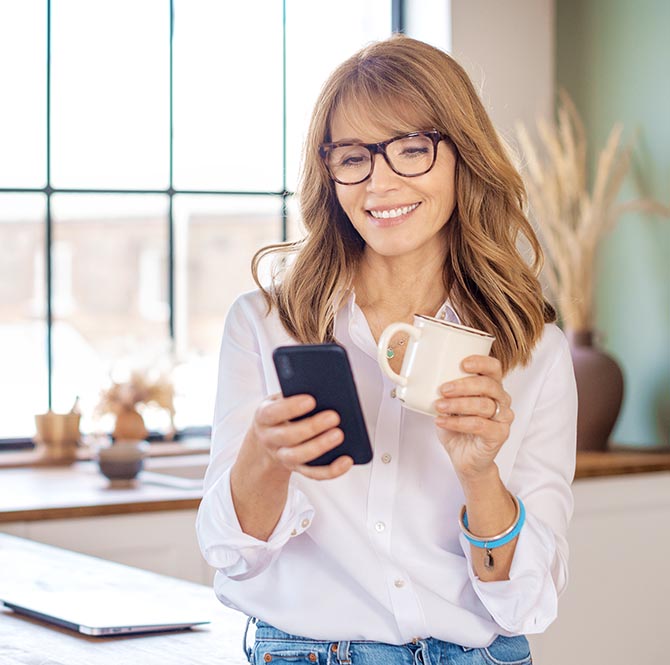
[50, 194, 171, 435]
[0, 195, 47, 438]
[173, 0, 283, 191]
[172, 194, 282, 427]
[0, 1, 47, 188]
[285, 0, 393, 190]
[51, 1, 170, 189]
[286, 194, 305, 243]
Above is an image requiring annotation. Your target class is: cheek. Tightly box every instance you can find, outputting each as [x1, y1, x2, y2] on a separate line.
[334, 185, 360, 217]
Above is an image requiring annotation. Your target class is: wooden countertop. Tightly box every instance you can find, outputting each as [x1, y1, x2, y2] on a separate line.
[0, 534, 248, 665]
[0, 455, 207, 522]
[1, 446, 668, 523]
[0, 438, 210, 469]
[574, 447, 670, 478]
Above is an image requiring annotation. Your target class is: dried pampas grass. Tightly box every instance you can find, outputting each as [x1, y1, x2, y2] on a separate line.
[96, 369, 176, 436]
[516, 91, 669, 330]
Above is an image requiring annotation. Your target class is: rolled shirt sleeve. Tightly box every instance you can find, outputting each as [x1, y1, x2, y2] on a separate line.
[197, 466, 315, 580]
[196, 295, 316, 580]
[459, 332, 578, 634]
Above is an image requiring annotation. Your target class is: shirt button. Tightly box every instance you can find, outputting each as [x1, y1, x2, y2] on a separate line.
[301, 518, 310, 528]
[374, 521, 385, 532]
[390, 388, 397, 398]
[290, 529, 297, 537]
[394, 579, 405, 588]
[381, 453, 392, 464]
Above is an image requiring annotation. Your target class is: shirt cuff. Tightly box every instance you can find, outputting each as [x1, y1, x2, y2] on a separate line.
[196, 466, 315, 581]
[459, 512, 559, 634]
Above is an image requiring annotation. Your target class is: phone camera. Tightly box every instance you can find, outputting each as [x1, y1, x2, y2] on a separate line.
[276, 354, 294, 378]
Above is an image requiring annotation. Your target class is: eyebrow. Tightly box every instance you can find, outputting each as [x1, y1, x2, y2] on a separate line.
[328, 129, 415, 144]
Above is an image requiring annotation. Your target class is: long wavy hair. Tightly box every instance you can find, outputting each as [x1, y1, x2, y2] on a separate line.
[252, 34, 555, 373]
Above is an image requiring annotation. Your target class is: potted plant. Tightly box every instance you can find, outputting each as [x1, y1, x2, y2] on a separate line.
[96, 369, 176, 442]
[516, 92, 668, 450]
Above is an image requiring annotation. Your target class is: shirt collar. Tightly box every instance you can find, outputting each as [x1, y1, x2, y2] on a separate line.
[335, 289, 461, 359]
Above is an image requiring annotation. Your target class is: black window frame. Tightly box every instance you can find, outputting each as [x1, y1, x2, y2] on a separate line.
[0, 0, 405, 449]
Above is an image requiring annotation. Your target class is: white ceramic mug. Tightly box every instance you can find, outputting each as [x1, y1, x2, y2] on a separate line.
[377, 314, 495, 416]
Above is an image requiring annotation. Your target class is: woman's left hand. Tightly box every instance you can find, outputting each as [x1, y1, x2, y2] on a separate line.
[434, 354, 514, 479]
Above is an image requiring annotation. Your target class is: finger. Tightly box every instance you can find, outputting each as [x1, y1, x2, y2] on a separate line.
[460, 355, 503, 380]
[266, 410, 341, 452]
[256, 393, 316, 427]
[439, 375, 509, 406]
[296, 455, 354, 481]
[435, 413, 512, 437]
[435, 395, 512, 421]
[275, 426, 344, 466]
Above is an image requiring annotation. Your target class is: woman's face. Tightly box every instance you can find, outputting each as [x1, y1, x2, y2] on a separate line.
[329, 106, 457, 263]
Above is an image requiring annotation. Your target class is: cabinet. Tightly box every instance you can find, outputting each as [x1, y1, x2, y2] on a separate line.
[528, 471, 669, 664]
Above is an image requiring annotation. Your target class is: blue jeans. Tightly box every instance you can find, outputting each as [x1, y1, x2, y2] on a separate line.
[245, 618, 532, 665]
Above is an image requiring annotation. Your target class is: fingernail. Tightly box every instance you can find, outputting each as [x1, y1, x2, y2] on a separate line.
[462, 359, 475, 371]
[441, 383, 454, 393]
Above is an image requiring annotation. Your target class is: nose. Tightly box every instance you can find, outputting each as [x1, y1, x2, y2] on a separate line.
[366, 153, 399, 192]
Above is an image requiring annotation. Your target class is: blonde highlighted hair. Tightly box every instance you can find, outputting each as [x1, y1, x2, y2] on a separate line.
[252, 34, 555, 373]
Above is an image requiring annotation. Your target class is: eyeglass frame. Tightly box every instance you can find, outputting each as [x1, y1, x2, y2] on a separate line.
[318, 129, 449, 185]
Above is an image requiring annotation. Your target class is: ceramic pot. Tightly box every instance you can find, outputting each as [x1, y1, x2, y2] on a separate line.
[567, 330, 624, 451]
[113, 407, 148, 441]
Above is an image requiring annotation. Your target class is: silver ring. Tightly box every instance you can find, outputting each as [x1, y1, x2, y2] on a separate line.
[490, 399, 501, 421]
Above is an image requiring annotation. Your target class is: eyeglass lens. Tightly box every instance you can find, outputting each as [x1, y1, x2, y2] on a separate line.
[326, 134, 436, 184]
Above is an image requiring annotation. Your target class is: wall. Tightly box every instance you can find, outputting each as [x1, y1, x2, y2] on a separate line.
[450, 0, 555, 139]
[557, 0, 670, 446]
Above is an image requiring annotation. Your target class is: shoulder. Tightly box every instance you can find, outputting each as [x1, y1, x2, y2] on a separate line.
[531, 323, 571, 367]
[226, 289, 274, 327]
[223, 288, 294, 352]
[524, 323, 573, 383]
[505, 323, 573, 392]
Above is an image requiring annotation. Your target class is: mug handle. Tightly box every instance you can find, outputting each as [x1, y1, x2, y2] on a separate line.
[377, 322, 422, 386]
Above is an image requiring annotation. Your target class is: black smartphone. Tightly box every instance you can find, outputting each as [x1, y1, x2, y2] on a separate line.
[272, 343, 373, 466]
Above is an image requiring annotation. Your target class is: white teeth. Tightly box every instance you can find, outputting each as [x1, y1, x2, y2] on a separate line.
[369, 203, 419, 219]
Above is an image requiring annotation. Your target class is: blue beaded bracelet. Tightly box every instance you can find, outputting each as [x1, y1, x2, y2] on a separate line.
[459, 495, 526, 569]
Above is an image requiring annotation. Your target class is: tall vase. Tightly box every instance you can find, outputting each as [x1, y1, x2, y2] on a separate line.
[567, 330, 624, 451]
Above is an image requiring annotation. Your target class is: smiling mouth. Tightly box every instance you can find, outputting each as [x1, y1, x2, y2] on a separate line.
[367, 202, 420, 219]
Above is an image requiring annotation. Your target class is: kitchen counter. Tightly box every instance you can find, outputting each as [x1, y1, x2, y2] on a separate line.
[0, 534, 248, 665]
[0, 447, 668, 523]
[0, 454, 207, 522]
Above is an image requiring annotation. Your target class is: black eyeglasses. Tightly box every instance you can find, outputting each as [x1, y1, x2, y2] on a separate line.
[319, 130, 447, 185]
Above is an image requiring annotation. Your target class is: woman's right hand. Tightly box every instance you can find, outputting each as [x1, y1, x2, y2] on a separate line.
[248, 393, 354, 481]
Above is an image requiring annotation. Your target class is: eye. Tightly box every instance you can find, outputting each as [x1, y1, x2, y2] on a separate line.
[330, 146, 370, 169]
[391, 135, 433, 160]
[341, 154, 369, 167]
[399, 145, 429, 157]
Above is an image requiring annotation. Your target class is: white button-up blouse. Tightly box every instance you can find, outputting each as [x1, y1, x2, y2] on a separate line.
[196, 288, 577, 648]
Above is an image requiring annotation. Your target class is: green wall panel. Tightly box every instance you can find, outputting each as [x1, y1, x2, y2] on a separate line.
[557, 0, 669, 446]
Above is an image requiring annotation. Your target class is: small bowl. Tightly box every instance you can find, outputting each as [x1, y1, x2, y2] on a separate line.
[97, 440, 148, 482]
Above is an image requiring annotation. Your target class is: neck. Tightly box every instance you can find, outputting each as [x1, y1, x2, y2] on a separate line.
[354, 249, 448, 320]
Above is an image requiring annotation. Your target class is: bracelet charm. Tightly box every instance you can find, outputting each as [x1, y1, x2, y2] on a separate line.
[458, 494, 526, 569]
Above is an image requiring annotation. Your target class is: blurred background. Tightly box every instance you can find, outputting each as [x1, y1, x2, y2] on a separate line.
[0, 0, 667, 449]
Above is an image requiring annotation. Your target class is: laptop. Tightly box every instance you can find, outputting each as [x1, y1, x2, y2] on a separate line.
[0, 535, 211, 636]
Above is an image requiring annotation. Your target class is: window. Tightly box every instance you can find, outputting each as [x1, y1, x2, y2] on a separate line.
[0, 0, 398, 443]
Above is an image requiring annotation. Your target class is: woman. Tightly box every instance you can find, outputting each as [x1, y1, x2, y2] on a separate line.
[197, 35, 577, 665]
